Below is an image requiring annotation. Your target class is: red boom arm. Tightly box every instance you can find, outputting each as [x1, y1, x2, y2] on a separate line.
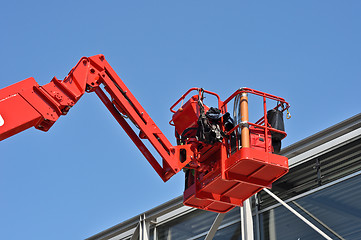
[0, 55, 192, 182]
[0, 54, 292, 213]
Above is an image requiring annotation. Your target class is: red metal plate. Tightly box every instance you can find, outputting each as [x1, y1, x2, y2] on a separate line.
[183, 148, 288, 213]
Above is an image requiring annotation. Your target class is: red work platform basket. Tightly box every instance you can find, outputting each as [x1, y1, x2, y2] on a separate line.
[183, 147, 288, 213]
[171, 88, 290, 213]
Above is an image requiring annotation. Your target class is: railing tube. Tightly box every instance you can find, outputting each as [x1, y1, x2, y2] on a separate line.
[240, 92, 250, 148]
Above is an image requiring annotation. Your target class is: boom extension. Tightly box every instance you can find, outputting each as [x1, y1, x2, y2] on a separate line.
[0, 55, 291, 213]
[0, 55, 191, 181]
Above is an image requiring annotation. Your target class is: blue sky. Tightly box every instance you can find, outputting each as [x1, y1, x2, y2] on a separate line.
[0, 1, 360, 239]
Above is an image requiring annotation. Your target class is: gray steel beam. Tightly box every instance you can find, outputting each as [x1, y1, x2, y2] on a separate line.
[292, 201, 345, 240]
[204, 213, 226, 240]
[263, 188, 333, 240]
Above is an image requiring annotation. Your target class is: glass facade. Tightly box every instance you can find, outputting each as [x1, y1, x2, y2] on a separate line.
[259, 173, 361, 240]
[157, 207, 242, 240]
[153, 172, 361, 240]
[157, 210, 218, 239]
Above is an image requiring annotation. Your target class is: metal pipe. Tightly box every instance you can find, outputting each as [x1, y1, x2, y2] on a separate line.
[240, 92, 250, 148]
[241, 199, 254, 240]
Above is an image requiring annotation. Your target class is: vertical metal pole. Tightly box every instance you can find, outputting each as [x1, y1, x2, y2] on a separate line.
[153, 224, 157, 240]
[268, 209, 276, 240]
[241, 199, 254, 240]
[254, 194, 261, 240]
[240, 92, 250, 148]
[167, 228, 172, 240]
[139, 215, 143, 240]
[241, 206, 245, 240]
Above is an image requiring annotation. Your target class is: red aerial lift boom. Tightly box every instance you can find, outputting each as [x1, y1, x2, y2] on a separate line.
[0, 55, 290, 213]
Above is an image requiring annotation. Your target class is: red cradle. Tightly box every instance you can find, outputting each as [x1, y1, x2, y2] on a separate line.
[183, 147, 288, 213]
[175, 88, 290, 213]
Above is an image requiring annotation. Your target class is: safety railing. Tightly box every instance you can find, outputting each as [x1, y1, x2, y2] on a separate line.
[222, 88, 290, 154]
[170, 88, 222, 113]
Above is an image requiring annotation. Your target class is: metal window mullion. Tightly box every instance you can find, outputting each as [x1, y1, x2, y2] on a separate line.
[254, 195, 261, 240]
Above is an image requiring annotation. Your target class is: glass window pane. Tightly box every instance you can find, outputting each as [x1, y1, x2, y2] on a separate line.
[213, 223, 241, 240]
[260, 174, 361, 240]
[194, 223, 241, 240]
[156, 207, 244, 240]
[295, 173, 361, 239]
[222, 207, 241, 225]
[157, 210, 217, 240]
[260, 203, 322, 240]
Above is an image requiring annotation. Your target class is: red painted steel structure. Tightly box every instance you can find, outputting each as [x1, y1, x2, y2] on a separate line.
[0, 55, 290, 213]
[171, 88, 290, 212]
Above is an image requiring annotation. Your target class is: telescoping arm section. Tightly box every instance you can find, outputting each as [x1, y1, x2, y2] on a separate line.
[0, 55, 192, 181]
